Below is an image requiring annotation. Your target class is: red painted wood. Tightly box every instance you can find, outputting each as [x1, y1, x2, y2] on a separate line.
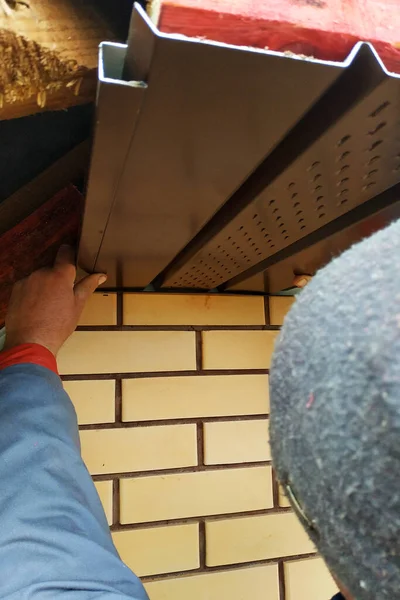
[0, 185, 83, 326]
[155, 0, 400, 72]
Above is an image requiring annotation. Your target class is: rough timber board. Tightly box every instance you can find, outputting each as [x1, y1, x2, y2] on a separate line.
[0, 141, 89, 236]
[0, 185, 82, 325]
[0, 0, 116, 120]
[149, 0, 400, 74]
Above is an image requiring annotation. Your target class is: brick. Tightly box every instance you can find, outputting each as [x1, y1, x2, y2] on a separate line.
[112, 524, 199, 577]
[145, 565, 279, 600]
[58, 331, 196, 375]
[94, 480, 113, 526]
[63, 380, 115, 425]
[80, 425, 197, 475]
[269, 296, 295, 326]
[120, 466, 273, 524]
[122, 374, 269, 422]
[204, 419, 270, 465]
[78, 292, 117, 326]
[206, 512, 314, 567]
[202, 331, 279, 370]
[285, 557, 338, 600]
[279, 484, 291, 508]
[123, 293, 265, 325]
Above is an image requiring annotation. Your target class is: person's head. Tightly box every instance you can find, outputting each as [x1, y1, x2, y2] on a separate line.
[269, 218, 400, 600]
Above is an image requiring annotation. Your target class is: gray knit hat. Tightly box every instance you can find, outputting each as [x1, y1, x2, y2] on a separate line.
[270, 218, 400, 600]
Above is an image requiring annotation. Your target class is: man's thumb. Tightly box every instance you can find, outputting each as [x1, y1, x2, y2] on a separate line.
[74, 273, 107, 306]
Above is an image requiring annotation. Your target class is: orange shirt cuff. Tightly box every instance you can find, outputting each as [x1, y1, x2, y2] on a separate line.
[0, 343, 58, 375]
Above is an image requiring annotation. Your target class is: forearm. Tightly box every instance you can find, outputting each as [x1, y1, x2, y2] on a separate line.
[0, 358, 148, 599]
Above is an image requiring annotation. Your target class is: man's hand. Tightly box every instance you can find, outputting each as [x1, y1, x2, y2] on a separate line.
[4, 246, 107, 356]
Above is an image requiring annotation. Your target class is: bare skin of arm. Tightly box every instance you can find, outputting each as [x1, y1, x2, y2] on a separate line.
[4, 245, 106, 354]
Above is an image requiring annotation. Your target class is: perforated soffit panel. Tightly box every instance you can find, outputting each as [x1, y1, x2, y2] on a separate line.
[79, 4, 400, 291]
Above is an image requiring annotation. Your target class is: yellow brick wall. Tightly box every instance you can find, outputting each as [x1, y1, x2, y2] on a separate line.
[59, 292, 339, 600]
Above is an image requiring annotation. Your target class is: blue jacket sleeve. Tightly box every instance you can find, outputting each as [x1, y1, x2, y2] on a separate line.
[0, 364, 149, 600]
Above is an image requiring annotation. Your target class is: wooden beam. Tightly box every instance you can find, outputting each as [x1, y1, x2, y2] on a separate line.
[149, 0, 400, 73]
[0, 185, 83, 325]
[0, 0, 117, 120]
[0, 140, 89, 236]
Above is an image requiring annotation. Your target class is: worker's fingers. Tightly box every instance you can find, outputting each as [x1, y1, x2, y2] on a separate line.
[54, 245, 77, 284]
[74, 273, 107, 311]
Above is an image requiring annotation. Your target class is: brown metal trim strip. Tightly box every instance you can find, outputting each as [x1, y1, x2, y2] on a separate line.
[61, 369, 269, 381]
[91, 461, 272, 481]
[79, 415, 270, 431]
[140, 552, 318, 583]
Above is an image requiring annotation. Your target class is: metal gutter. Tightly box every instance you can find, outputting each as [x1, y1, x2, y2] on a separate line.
[79, 3, 400, 291]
